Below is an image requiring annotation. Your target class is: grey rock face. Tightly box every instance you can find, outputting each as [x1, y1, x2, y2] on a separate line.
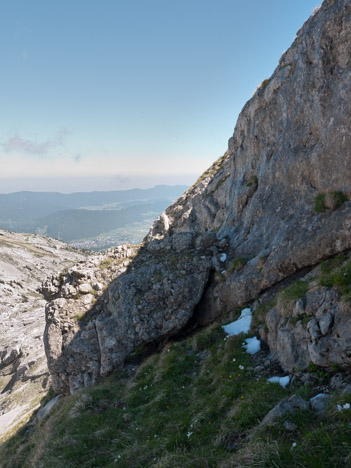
[44, 243, 212, 394]
[261, 276, 351, 372]
[45, 0, 351, 394]
[149, 0, 351, 319]
[0, 230, 85, 440]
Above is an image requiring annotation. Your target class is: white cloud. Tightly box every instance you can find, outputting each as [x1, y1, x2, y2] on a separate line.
[0, 128, 71, 156]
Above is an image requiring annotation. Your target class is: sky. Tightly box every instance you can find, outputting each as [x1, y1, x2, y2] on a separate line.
[0, 0, 319, 193]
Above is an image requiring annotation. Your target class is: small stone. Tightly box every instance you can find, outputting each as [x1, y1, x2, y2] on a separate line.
[263, 359, 271, 367]
[293, 298, 305, 317]
[310, 393, 331, 414]
[254, 365, 264, 372]
[123, 413, 132, 422]
[260, 395, 309, 426]
[78, 283, 92, 294]
[284, 421, 297, 431]
[319, 313, 333, 335]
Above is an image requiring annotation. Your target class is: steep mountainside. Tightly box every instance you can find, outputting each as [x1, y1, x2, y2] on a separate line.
[4, 0, 351, 465]
[44, 0, 351, 395]
[0, 231, 85, 441]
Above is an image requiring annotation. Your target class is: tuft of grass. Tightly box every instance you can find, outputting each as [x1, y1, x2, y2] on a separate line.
[314, 193, 326, 213]
[319, 258, 351, 301]
[257, 78, 270, 91]
[314, 191, 348, 213]
[214, 172, 231, 192]
[214, 271, 226, 283]
[75, 311, 86, 321]
[227, 258, 248, 275]
[325, 190, 348, 210]
[252, 298, 276, 328]
[99, 257, 113, 270]
[194, 151, 230, 187]
[277, 279, 309, 309]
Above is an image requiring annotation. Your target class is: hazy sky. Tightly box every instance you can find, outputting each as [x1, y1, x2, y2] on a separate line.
[0, 0, 319, 193]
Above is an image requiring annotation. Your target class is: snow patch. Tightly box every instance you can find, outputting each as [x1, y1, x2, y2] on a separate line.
[337, 403, 350, 412]
[219, 253, 227, 262]
[243, 336, 261, 354]
[222, 308, 252, 336]
[267, 376, 290, 388]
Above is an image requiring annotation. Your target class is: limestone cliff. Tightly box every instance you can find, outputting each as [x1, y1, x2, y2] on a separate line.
[45, 0, 351, 395]
[0, 230, 85, 440]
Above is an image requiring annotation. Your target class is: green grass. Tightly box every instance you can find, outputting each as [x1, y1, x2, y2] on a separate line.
[227, 258, 248, 275]
[277, 279, 309, 309]
[99, 257, 114, 270]
[2, 306, 351, 467]
[1, 325, 289, 468]
[257, 78, 270, 91]
[193, 151, 230, 187]
[328, 190, 348, 209]
[235, 392, 351, 467]
[314, 191, 348, 213]
[314, 194, 326, 213]
[214, 172, 231, 192]
[319, 257, 351, 300]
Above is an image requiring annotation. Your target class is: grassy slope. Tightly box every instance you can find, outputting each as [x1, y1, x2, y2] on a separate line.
[3, 255, 351, 466]
[2, 315, 351, 468]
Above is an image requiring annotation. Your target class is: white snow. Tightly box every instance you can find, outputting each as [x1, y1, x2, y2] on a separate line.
[243, 336, 261, 354]
[222, 308, 252, 336]
[337, 403, 350, 412]
[267, 376, 290, 388]
[219, 253, 227, 262]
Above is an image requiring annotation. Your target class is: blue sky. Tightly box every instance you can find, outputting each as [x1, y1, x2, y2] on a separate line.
[0, 0, 319, 193]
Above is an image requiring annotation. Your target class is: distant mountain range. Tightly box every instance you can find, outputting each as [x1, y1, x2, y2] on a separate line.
[0, 185, 187, 249]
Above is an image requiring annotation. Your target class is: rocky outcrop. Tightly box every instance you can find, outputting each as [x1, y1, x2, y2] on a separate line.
[259, 254, 351, 372]
[149, 0, 351, 321]
[44, 241, 215, 394]
[0, 230, 85, 440]
[45, 0, 351, 394]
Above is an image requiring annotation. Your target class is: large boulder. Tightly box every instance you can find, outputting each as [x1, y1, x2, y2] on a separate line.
[44, 242, 213, 394]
